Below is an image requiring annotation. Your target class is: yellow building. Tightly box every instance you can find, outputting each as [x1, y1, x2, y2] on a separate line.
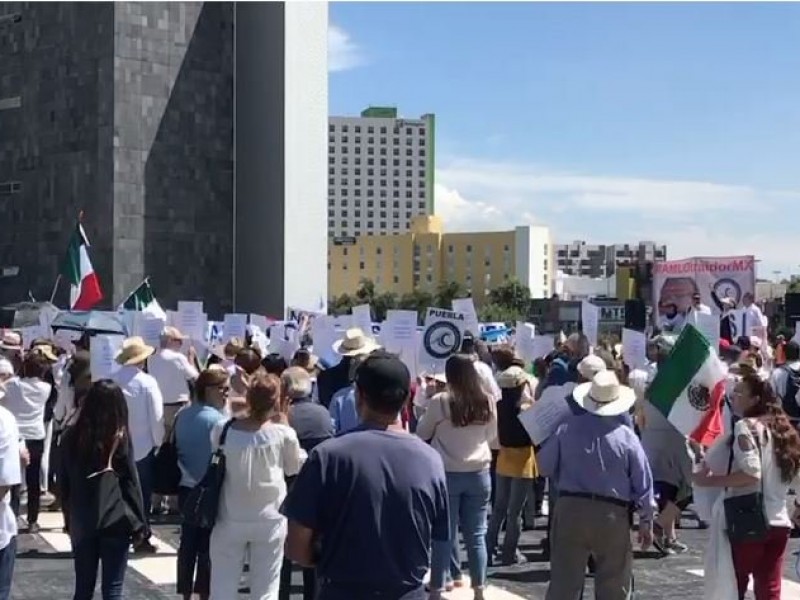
[328, 216, 554, 304]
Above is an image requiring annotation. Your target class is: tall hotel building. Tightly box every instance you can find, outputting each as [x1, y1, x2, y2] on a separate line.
[328, 106, 435, 238]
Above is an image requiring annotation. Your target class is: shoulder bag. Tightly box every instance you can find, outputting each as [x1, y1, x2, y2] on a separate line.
[87, 432, 143, 538]
[723, 422, 769, 543]
[181, 419, 235, 530]
[153, 409, 184, 496]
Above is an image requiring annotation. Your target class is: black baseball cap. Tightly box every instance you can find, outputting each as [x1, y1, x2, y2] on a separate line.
[355, 350, 411, 412]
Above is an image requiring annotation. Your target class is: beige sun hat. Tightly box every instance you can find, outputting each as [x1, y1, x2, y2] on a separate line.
[161, 326, 187, 342]
[496, 366, 531, 389]
[115, 336, 155, 366]
[332, 327, 380, 357]
[0, 331, 21, 351]
[577, 355, 607, 381]
[572, 371, 636, 417]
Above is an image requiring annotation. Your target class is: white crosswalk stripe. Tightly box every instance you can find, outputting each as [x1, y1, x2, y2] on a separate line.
[33, 512, 527, 599]
[686, 568, 800, 596]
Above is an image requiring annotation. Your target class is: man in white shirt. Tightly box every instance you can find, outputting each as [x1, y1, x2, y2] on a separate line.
[740, 292, 765, 338]
[112, 336, 164, 554]
[148, 326, 199, 431]
[686, 293, 712, 318]
[0, 403, 21, 599]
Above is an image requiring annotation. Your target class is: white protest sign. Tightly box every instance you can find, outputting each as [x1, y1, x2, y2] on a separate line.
[53, 329, 82, 352]
[518, 382, 577, 446]
[134, 313, 165, 349]
[382, 310, 419, 378]
[418, 308, 466, 373]
[223, 314, 248, 343]
[332, 314, 353, 331]
[581, 301, 600, 348]
[351, 304, 373, 335]
[515, 322, 537, 363]
[531, 334, 555, 360]
[19, 326, 46, 349]
[621, 328, 648, 369]
[90, 335, 124, 381]
[690, 312, 720, 349]
[271, 322, 300, 363]
[452, 298, 480, 337]
[178, 301, 204, 315]
[177, 301, 207, 341]
[249, 314, 270, 333]
[311, 315, 342, 367]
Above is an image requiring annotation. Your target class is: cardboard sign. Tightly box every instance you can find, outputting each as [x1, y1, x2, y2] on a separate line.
[418, 308, 466, 373]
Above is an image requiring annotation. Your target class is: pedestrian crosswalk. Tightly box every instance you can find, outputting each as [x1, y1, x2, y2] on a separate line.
[32, 512, 527, 599]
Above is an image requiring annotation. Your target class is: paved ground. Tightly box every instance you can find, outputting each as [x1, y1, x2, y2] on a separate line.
[12, 509, 800, 598]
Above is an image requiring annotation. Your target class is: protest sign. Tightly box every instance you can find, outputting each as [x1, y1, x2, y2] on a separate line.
[134, 313, 165, 349]
[382, 310, 419, 378]
[689, 312, 721, 349]
[90, 335, 124, 381]
[223, 314, 248, 343]
[621, 328, 648, 369]
[311, 315, 342, 367]
[19, 326, 46, 349]
[177, 301, 207, 341]
[531, 334, 555, 360]
[418, 308, 466, 373]
[515, 322, 537, 363]
[452, 298, 480, 337]
[652, 255, 755, 316]
[518, 383, 576, 445]
[53, 329, 82, 352]
[581, 301, 600, 348]
[352, 304, 373, 336]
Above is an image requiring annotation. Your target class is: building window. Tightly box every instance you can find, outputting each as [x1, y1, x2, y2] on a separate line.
[381, 222, 387, 229]
[380, 126, 387, 134]
[406, 149, 412, 156]
[420, 149, 426, 157]
[329, 124, 335, 132]
[393, 275, 399, 284]
[342, 136, 348, 143]
[355, 147, 361, 155]
[406, 127, 412, 135]
[368, 137, 374, 144]
[368, 159, 374, 165]
[418, 191, 425, 198]
[406, 191, 412, 198]
[368, 221, 374, 228]
[466, 245, 472, 253]
[419, 160, 425, 167]
[393, 148, 399, 156]
[406, 160, 412, 167]
[380, 169, 387, 176]
[368, 126, 374, 133]
[342, 125, 348, 132]
[355, 125, 361, 133]
[380, 159, 387, 166]
[368, 168, 374, 176]
[367, 147, 374, 155]
[393, 191, 399, 198]
[380, 148, 387, 156]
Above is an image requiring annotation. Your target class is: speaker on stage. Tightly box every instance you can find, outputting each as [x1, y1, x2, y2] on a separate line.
[785, 293, 800, 327]
[624, 299, 647, 331]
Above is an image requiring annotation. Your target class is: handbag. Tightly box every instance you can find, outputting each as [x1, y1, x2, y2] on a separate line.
[87, 433, 142, 538]
[153, 409, 184, 495]
[723, 422, 769, 543]
[181, 419, 235, 529]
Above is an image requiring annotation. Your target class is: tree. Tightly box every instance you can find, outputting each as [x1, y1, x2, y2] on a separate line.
[355, 278, 377, 304]
[434, 280, 467, 309]
[478, 302, 519, 323]
[488, 278, 531, 316]
[372, 291, 399, 321]
[329, 293, 356, 316]
[399, 289, 435, 323]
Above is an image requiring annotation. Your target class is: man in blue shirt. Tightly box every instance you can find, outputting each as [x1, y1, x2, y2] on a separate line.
[282, 350, 449, 600]
[328, 328, 380, 435]
[538, 371, 654, 600]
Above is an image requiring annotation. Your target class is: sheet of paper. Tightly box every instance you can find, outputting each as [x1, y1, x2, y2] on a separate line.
[19, 326, 46, 349]
[177, 307, 207, 342]
[177, 301, 204, 316]
[351, 304, 373, 335]
[134, 313, 166, 349]
[382, 310, 420, 377]
[332, 314, 353, 331]
[581, 301, 600, 348]
[517, 383, 577, 446]
[690, 312, 720, 349]
[249, 314, 270, 333]
[515, 322, 537, 363]
[90, 335, 124, 382]
[311, 315, 342, 367]
[452, 298, 480, 337]
[621, 328, 648, 369]
[223, 314, 248, 343]
[530, 334, 555, 360]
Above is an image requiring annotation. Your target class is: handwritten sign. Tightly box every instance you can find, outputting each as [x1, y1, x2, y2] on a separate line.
[621, 328, 648, 369]
[222, 314, 248, 343]
[382, 310, 419, 378]
[351, 304, 373, 336]
[515, 323, 537, 363]
[531, 334, 555, 361]
[581, 301, 600, 348]
[452, 298, 480, 337]
[90, 335, 124, 382]
[690, 312, 720, 350]
[134, 313, 165, 349]
[518, 383, 577, 445]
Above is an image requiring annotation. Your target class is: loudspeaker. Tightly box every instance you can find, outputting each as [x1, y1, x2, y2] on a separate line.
[624, 299, 647, 331]
[785, 293, 800, 327]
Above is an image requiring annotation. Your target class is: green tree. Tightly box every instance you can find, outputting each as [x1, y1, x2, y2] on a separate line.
[355, 278, 377, 304]
[434, 280, 467, 309]
[372, 291, 399, 321]
[329, 293, 356, 316]
[399, 289, 435, 323]
[488, 278, 531, 316]
[478, 302, 518, 323]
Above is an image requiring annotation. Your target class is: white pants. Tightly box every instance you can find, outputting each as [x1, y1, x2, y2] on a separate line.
[210, 518, 286, 600]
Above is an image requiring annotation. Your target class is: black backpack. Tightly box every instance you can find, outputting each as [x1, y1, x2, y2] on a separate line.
[780, 366, 800, 420]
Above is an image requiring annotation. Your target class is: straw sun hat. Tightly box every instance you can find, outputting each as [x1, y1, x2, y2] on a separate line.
[572, 371, 636, 417]
[332, 328, 380, 357]
[115, 336, 155, 366]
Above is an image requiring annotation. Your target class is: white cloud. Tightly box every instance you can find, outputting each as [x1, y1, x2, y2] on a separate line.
[328, 24, 366, 73]
[434, 156, 800, 277]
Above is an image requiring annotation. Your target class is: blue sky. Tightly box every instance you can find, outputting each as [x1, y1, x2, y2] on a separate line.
[328, 2, 800, 278]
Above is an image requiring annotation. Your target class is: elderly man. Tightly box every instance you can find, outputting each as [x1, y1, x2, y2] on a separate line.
[328, 328, 380, 435]
[148, 327, 199, 432]
[740, 292, 764, 338]
[538, 371, 654, 600]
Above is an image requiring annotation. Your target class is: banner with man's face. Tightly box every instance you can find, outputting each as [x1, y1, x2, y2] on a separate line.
[653, 255, 756, 316]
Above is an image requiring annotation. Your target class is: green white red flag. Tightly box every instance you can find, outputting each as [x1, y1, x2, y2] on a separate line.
[60, 222, 103, 310]
[648, 324, 727, 447]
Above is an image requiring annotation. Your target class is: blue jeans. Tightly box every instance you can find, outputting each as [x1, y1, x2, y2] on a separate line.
[177, 487, 210, 595]
[135, 451, 155, 520]
[431, 470, 491, 590]
[0, 536, 16, 600]
[487, 475, 530, 561]
[72, 535, 130, 599]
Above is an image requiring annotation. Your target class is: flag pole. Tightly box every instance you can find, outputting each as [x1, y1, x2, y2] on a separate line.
[49, 274, 61, 304]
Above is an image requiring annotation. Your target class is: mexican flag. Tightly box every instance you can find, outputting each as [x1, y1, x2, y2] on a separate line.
[119, 279, 166, 320]
[61, 222, 103, 310]
[648, 324, 727, 447]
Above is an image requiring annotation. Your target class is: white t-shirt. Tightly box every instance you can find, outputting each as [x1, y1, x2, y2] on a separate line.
[148, 348, 199, 405]
[2, 377, 52, 440]
[0, 405, 21, 550]
[474, 360, 501, 402]
[212, 422, 304, 526]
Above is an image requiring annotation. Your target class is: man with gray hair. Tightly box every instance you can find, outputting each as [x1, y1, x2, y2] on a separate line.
[282, 367, 334, 452]
[149, 326, 199, 431]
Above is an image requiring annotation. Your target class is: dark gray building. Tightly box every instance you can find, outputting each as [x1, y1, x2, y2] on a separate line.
[555, 240, 667, 278]
[0, 2, 328, 318]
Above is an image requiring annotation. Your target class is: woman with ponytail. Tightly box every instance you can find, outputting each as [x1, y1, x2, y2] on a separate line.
[694, 372, 800, 600]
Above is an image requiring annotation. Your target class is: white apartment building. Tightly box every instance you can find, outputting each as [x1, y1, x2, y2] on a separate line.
[328, 106, 435, 238]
